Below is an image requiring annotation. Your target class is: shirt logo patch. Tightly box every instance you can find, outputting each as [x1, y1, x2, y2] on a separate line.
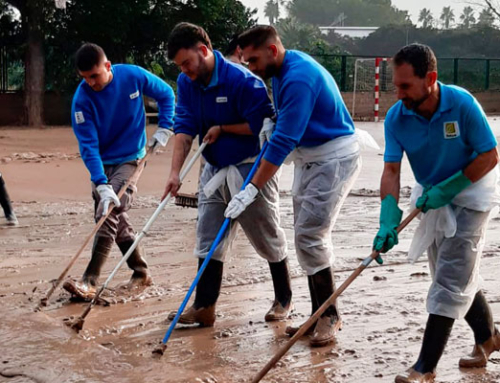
[129, 90, 140, 100]
[216, 96, 228, 103]
[444, 121, 460, 139]
[74, 111, 85, 124]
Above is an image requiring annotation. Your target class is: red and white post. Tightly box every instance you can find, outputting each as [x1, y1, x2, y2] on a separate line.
[374, 57, 381, 122]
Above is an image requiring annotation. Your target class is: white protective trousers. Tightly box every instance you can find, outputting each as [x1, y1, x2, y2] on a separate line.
[195, 161, 288, 263]
[408, 167, 500, 319]
[291, 134, 361, 275]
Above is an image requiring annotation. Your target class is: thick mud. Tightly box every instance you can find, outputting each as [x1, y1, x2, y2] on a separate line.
[1, 123, 499, 383]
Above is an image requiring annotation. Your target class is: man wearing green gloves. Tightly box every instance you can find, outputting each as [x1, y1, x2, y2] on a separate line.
[374, 44, 500, 383]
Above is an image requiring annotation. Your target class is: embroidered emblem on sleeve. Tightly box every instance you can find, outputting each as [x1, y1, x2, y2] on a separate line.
[75, 111, 85, 124]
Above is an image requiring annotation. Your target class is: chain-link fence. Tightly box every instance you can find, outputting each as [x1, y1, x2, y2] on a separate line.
[2, 46, 500, 93]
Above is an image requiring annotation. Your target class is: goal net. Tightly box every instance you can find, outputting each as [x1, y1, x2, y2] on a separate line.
[352, 58, 395, 121]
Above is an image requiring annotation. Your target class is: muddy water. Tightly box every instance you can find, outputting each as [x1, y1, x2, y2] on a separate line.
[1, 123, 500, 382]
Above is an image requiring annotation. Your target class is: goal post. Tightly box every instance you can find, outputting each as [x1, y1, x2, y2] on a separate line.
[352, 57, 394, 121]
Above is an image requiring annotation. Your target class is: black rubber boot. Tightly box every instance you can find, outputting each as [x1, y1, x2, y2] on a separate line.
[63, 236, 113, 300]
[413, 314, 454, 373]
[0, 173, 14, 219]
[460, 290, 500, 368]
[117, 240, 150, 279]
[265, 258, 293, 321]
[168, 258, 223, 327]
[285, 275, 319, 336]
[83, 236, 114, 285]
[465, 290, 495, 345]
[309, 267, 342, 347]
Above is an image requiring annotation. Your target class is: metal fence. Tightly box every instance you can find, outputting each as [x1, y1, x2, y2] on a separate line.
[2, 46, 500, 93]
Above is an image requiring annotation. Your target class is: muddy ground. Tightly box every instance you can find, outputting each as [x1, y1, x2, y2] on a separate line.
[1, 122, 499, 383]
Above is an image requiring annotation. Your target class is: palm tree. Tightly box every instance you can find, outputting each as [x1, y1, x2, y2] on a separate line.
[264, 0, 280, 25]
[440, 6, 455, 29]
[460, 6, 476, 28]
[478, 8, 495, 27]
[419, 8, 434, 28]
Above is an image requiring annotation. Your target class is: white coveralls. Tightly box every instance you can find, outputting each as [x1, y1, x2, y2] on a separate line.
[408, 167, 500, 319]
[195, 160, 288, 263]
[290, 134, 362, 275]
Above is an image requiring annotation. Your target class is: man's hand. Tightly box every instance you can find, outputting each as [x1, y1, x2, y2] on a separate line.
[372, 194, 403, 264]
[416, 170, 472, 213]
[224, 183, 259, 219]
[259, 118, 274, 148]
[148, 128, 174, 150]
[203, 125, 223, 144]
[96, 184, 121, 219]
[162, 173, 181, 201]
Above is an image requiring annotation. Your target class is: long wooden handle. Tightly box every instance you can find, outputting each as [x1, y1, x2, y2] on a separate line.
[38, 146, 156, 308]
[251, 208, 421, 383]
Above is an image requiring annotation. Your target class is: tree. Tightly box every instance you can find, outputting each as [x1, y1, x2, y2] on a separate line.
[440, 6, 455, 29]
[2, 0, 56, 126]
[478, 8, 495, 26]
[264, 0, 279, 24]
[460, 6, 476, 28]
[287, 0, 408, 27]
[419, 8, 434, 28]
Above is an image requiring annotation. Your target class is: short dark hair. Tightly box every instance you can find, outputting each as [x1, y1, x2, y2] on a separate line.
[224, 34, 240, 56]
[393, 43, 437, 78]
[167, 22, 213, 60]
[238, 25, 279, 50]
[75, 43, 106, 72]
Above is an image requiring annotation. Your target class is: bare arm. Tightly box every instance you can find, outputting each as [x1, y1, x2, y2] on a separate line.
[380, 162, 401, 202]
[464, 148, 499, 183]
[251, 159, 280, 190]
[203, 122, 254, 144]
[162, 133, 194, 199]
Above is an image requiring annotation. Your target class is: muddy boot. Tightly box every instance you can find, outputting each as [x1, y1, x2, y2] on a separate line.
[63, 236, 114, 300]
[265, 258, 293, 321]
[0, 174, 17, 226]
[395, 314, 454, 383]
[117, 240, 152, 289]
[309, 267, 342, 347]
[168, 258, 223, 327]
[460, 290, 500, 368]
[286, 275, 318, 337]
[394, 369, 436, 383]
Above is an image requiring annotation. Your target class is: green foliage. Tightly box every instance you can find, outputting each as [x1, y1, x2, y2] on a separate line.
[287, 0, 408, 27]
[419, 8, 434, 29]
[440, 7, 455, 29]
[460, 6, 476, 29]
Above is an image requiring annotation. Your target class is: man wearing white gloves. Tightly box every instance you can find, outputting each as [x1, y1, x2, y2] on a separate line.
[373, 44, 500, 383]
[163, 23, 292, 327]
[64, 43, 175, 300]
[233, 26, 361, 347]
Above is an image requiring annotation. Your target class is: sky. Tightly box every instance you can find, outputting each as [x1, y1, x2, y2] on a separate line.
[240, 0, 484, 25]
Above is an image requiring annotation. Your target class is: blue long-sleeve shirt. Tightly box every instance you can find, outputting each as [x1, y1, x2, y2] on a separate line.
[174, 50, 274, 168]
[71, 64, 175, 185]
[265, 50, 355, 166]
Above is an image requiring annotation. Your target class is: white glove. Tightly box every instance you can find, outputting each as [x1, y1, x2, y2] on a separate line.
[259, 118, 275, 148]
[148, 128, 174, 149]
[224, 183, 259, 219]
[96, 184, 121, 219]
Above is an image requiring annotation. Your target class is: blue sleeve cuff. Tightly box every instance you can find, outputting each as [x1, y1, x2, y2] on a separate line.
[263, 141, 292, 166]
[383, 154, 403, 163]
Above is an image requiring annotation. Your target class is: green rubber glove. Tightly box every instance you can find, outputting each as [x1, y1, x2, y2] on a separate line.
[416, 171, 472, 213]
[373, 194, 403, 264]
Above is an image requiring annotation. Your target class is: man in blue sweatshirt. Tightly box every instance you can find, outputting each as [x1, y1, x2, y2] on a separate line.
[231, 26, 361, 347]
[163, 23, 292, 327]
[63, 43, 175, 300]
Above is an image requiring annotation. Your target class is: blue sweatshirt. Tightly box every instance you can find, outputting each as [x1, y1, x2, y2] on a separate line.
[71, 64, 175, 185]
[174, 50, 274, 168]
[266, 50, 355, 166]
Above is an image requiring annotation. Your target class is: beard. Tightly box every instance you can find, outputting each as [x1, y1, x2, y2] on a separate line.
[255, 62, 279, 80]
[402, 87, 431, 111]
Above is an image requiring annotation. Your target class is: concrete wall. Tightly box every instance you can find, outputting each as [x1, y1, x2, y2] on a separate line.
[1, 90, 500, 126]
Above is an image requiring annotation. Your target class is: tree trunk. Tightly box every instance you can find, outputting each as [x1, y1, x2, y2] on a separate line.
[23, 0, 44, 127]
